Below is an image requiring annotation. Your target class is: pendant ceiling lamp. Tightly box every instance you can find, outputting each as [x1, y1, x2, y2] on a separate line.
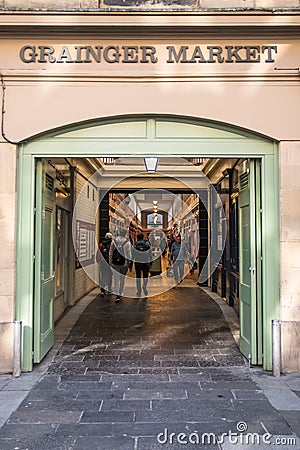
[144, 157, 159, 173]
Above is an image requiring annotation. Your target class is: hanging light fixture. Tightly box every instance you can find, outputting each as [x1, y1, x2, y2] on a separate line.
[144, 157, 159, 173]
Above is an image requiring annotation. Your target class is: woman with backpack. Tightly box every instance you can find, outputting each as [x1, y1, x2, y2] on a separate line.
[109, 229, 132, 303]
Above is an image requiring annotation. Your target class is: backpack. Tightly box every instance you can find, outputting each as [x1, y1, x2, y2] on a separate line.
[134, 241, 149, 252]
[112, 241, 126, 266]
[133, 240, 150, 264]
[100, 240, 110, 262]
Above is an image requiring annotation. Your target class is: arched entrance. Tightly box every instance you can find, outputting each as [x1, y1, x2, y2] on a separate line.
[16, 115, 279, 371]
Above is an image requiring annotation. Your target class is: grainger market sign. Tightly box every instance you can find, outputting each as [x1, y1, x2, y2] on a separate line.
[19, 44, 278, 64]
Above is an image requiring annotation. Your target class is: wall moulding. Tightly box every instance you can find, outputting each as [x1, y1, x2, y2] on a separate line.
[0, 12, 300, 29]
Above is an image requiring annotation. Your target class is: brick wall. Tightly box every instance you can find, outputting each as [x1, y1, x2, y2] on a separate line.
[1, 0, 300, 9]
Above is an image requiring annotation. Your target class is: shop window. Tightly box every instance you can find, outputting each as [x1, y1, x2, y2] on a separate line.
[147, 213, 163, 228]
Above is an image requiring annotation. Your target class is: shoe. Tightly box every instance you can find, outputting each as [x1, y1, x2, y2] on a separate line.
[136, 291, 141, 297]
[143, 287, 148, 296]
[115, 296, 121, 303]
[101, 290, 105, 298]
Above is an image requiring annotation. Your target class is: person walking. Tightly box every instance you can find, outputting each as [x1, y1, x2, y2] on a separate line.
[133, 232, 153, 297]
[159, 234, 168, 258]
[109, 229, 132, 303]
[170, 234, 186, 285]
[96, 232, 113, 297]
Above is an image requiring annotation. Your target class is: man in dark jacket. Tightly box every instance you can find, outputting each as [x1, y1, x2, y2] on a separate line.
[133, 233, 153, 297]
[96, 232, 113, 297]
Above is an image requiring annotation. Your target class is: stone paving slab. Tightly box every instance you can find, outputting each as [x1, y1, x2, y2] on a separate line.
[73, 436, 135, 450]
[0, 423, 56, 438]
[261, 419, 295, 435]
[137, 436, 221, 450]
[0, 436, 76, 450]
[76, 389, 124, 400]
[124, 389, 188, 400]
[259, 388, 300, 410]
[0, 390, 28, 411]
[111, 380, 201, 390]
[80, 410, 135, 423]
[100, 399, 151, 411]
[200, 380, 259, 389]
[7, 410, 83, 424]
[18, 399, 101, 411]
[55, 423, 114, 436]
[278, 411, 300, 437]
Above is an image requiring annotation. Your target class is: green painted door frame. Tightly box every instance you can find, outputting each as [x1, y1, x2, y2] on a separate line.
[238, 159, 263, 365]
[16, 116, 279, 371]
[34, 160, 56, 363]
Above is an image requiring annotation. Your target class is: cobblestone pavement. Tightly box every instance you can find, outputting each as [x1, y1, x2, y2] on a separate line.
[0, 284, 299, 449]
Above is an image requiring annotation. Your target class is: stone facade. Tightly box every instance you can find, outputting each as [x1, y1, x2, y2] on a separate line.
[0, 4, 300, 375]
[1, 0, 300, 9]
[279, 142, 300, 373]
[0, 143, 16, 373]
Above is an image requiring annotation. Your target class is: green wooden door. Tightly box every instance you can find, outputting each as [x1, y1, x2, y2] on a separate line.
[33, 160, 56, 362]
[238, 160, 260, 364]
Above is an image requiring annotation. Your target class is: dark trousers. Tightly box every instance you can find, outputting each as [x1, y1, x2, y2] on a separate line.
[135, 263, 150, 294]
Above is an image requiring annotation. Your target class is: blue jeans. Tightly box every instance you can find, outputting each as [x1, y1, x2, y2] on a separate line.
[112, 265, 128, 296]
[173, 260, 184, 284]
[99, 262, 112, 292]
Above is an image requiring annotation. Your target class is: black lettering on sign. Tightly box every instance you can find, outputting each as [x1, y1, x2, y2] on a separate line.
[103, 46, 121, 63]
[207, 46, 225, 63]
[189, 46, 207, 63]
[85, 46, 103, 63]
[56, 46, 74, 63]
[225, 46, 244, 63]
[20, 45, 38, 63]
[245, 46, 261, 62]
[166, 46, 190, 63]
[18, 44, 279, 64]
[140, 46, 158, 63]
[38, 46, 56, 63]
[262, 45, 278, 62]
[122, 46, 139, 63]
